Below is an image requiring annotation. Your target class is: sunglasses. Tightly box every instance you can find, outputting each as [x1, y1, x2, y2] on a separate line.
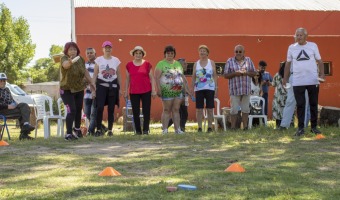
[202, 68, 206, 75]
[0, 80, 6, 82]
[235, 51, 243, 53]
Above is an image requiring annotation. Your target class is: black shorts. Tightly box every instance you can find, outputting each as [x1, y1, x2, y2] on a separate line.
[195, 90, 215, 109]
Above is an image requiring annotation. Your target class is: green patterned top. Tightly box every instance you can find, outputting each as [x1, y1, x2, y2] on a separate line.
[156, 60, 184, 98]
[60, 55, 86, 93]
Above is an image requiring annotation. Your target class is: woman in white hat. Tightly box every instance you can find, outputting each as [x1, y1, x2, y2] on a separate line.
[124, 46, 156, 135]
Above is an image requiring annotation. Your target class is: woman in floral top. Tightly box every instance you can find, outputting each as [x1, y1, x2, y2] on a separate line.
[272, 62, 287, 129]
[155, 45, 191, 134]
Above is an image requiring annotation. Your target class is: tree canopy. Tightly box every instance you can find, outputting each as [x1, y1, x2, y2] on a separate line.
[29, 45, 63, 83]
[0, 4, 35, 83]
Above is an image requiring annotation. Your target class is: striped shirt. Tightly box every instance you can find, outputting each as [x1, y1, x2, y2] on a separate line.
[224, 57, 255, 96]
[84, 61, 95, 99]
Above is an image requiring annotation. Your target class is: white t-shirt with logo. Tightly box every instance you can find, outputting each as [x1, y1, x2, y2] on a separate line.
[95, 56, 121, 86]
[287, 42, 321, 86]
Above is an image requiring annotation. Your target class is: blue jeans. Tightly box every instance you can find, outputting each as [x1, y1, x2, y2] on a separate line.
[84, 98, 107, 133]
[84, 98, 92, 121]
[262, 92, 268, 115]
[84, 98, 96, 133]
[280, 83, 310, 128]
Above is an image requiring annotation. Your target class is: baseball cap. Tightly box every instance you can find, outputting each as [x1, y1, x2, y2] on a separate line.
[0, 73, 7, 80]
[102, 41, 112, 48]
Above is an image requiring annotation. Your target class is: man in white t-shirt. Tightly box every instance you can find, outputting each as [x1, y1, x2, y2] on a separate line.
[283, 27, 325, 136]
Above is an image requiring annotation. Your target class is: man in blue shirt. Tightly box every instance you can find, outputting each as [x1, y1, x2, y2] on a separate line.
[259, 60, 272, 115]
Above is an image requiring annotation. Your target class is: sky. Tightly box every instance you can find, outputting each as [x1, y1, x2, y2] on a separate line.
[0, 0, 71, 65]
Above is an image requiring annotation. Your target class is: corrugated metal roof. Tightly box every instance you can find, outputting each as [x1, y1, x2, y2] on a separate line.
[73, 0, 340, 11]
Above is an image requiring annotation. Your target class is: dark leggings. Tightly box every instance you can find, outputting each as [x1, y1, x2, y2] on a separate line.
[130, 91, 151, 133]
[60, 90, 84, 134]
[96, 85, 117, 131]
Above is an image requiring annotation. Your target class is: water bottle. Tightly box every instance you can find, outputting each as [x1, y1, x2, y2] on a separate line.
[185, 95, 189, 106]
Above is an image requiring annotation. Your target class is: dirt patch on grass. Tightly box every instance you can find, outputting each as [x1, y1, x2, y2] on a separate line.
[0, 141, 189, 157]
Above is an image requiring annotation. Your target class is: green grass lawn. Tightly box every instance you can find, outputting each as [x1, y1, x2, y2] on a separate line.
[0, 122, 339, 200]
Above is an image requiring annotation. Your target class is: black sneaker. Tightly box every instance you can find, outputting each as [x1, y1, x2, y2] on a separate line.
[311, 128, 322, 135]
[197, 128, 202, 133]
[295, 128, 305, 136]
[143, 130, 149, 135]
[65, 133, 77, 141]
[207, 127, 213, 133]
[19, 132, 34, 140]
[73, 128, 83, 138]
[107, 131, 113, 137]
[22, 124, 35, 132]
[101, 125, 109, 133]
[94, 130, 102, 137]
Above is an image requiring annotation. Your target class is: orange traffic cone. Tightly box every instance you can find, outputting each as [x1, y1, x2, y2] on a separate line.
[98, 167, 121, 176]
[225, 163, 246, 173]
[315, 134, 325, 140]
[0, 140, 9, 146]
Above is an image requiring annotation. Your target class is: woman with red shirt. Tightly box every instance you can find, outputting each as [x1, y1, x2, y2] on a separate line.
[124, 46, 156, 134]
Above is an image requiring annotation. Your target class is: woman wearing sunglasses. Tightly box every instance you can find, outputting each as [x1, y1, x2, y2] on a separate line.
[192, 45, 218, 133]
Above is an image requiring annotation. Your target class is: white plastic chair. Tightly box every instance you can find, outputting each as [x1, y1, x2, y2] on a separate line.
[213, 98, 227, 131]
[248, 96, 268, 129]
[32, 95, 62, 139]
[203, 98, 227, 131]
[57, 98, 67, 137]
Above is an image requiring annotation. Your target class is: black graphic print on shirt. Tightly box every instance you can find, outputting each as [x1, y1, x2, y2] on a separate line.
[297, 50, 310, 61]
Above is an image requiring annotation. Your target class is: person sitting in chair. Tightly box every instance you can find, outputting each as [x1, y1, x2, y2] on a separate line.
[0, 73, 35, 140]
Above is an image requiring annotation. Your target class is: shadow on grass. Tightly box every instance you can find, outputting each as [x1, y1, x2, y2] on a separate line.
[0, 126, 339, 199]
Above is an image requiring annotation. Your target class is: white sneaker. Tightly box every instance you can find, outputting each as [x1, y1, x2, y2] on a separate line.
[175, 129, 184, 134]
[162, 129, 168, 134]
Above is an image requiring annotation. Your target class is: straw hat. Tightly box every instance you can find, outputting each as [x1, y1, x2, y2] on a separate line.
[130, 46, 146, 57]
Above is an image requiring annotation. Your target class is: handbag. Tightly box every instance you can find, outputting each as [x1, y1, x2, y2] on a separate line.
[250, 102, 262, 115]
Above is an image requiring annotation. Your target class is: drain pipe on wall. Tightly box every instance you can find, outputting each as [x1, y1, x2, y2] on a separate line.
[70, 0, 76, 42]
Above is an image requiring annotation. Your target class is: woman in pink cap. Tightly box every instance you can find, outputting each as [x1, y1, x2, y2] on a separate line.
[124, 46, 156, 135]
[92, 41, 122, 137]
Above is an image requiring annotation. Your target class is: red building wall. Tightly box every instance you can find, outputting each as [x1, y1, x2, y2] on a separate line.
[75, 8, 340, 121]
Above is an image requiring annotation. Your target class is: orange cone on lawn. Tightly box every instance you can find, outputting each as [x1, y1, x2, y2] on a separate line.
[315, 134, 326, 140]
[225, 163, 246, 173]
[99, 167, 121, 176]
[0, 140, 9, 146]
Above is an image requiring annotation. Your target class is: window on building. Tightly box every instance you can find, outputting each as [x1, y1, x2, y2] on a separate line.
[323, 61, 332, 76]
[184, 62, 194, 76]
[215, 62, 226, 75]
